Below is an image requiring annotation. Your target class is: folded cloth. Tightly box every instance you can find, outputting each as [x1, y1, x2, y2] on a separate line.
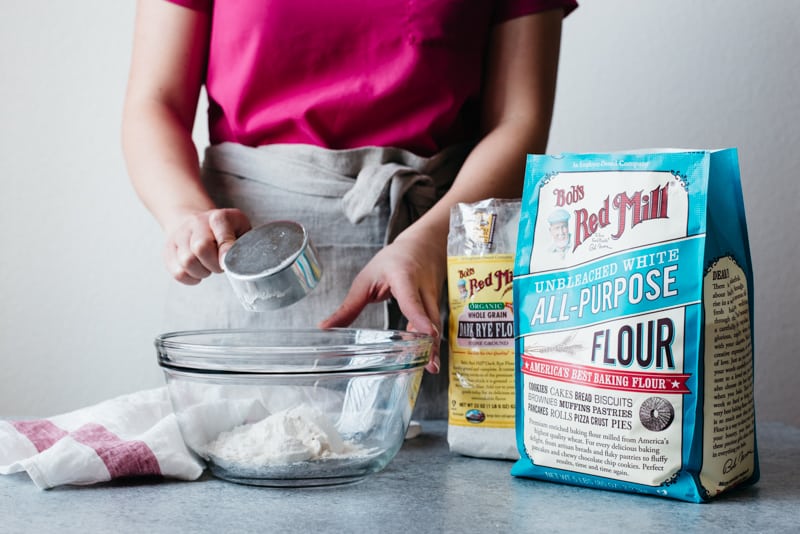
[0, 388, 204, 489]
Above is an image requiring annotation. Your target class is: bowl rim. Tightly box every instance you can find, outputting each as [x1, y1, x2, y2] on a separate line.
[155, 327, 433, 375]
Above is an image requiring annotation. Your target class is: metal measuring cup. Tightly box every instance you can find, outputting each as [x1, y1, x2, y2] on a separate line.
[222, 220, 323, 311]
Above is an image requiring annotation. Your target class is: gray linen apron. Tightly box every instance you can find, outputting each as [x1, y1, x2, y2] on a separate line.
[164, 142, 472, 419]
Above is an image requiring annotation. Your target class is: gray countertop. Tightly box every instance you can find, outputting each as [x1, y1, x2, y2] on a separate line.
[1, 420, 798, 534]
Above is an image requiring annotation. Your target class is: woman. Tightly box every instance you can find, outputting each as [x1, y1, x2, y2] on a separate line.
[122, 0, 576, 417]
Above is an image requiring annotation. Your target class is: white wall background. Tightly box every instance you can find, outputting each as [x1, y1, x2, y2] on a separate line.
[1, 1, 798, 425]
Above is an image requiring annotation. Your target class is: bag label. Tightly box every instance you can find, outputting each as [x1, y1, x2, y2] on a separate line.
[700, 256, 755, 493]
[516, 170, 693, 486]
[512, 150, 758, 501]
[448, 256, 515, 429]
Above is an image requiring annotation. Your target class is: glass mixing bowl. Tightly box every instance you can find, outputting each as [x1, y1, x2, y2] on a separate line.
[156, 328, 431, 487]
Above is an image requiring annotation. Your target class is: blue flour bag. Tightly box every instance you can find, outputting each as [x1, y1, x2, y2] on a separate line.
[511, 149, 758, 502]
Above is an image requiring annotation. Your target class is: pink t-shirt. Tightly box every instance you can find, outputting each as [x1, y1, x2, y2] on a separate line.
[166, 0, 577, 156]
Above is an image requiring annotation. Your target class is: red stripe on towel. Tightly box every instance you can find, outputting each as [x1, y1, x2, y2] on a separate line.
[10, 420, 68, 452]
[70, 423, 162, 479]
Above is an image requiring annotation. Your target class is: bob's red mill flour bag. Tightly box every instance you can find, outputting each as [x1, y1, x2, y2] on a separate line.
[511, 149, 758, 502]
[447, 198, 520, 459]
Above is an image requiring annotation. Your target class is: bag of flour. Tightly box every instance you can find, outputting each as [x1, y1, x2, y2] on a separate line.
[511, 149, 758, 502]
[447, 198, 520, 459]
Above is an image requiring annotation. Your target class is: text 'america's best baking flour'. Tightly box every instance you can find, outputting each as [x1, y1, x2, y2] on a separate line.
[447, 198, 520, 459]
[511, 149, 758, 502]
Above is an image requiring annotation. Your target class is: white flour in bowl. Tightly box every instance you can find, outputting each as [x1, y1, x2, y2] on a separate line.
[203, 405, 368, 467]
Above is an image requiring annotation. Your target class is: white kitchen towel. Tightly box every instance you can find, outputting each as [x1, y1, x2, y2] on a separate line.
[0, 387, 204, 489]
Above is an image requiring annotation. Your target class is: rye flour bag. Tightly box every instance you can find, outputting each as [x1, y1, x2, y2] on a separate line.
[447, 198, 520, 459]
[511, 149, 758, 502]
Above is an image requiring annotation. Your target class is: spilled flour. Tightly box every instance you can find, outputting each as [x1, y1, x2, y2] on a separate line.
[204, 405, 369, 467]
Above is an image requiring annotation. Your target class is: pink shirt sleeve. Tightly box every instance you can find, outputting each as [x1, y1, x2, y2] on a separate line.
[495, 0, 578, 23]
[163, 0, 211, 12]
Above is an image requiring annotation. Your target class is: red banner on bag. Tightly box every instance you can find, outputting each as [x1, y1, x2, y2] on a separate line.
[521, 353, 691, 394]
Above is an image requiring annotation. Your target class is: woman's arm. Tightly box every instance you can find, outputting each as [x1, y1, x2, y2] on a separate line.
[122, 0, 250, 285]
[320, 10, 564, 372]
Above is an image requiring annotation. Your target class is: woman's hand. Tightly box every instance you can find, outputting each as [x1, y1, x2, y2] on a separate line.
[164, 208, 252, 285]
[320, 231, 444, 374]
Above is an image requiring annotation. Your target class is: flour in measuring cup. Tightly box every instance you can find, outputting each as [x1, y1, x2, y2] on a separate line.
[204, 405, 369, 467]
